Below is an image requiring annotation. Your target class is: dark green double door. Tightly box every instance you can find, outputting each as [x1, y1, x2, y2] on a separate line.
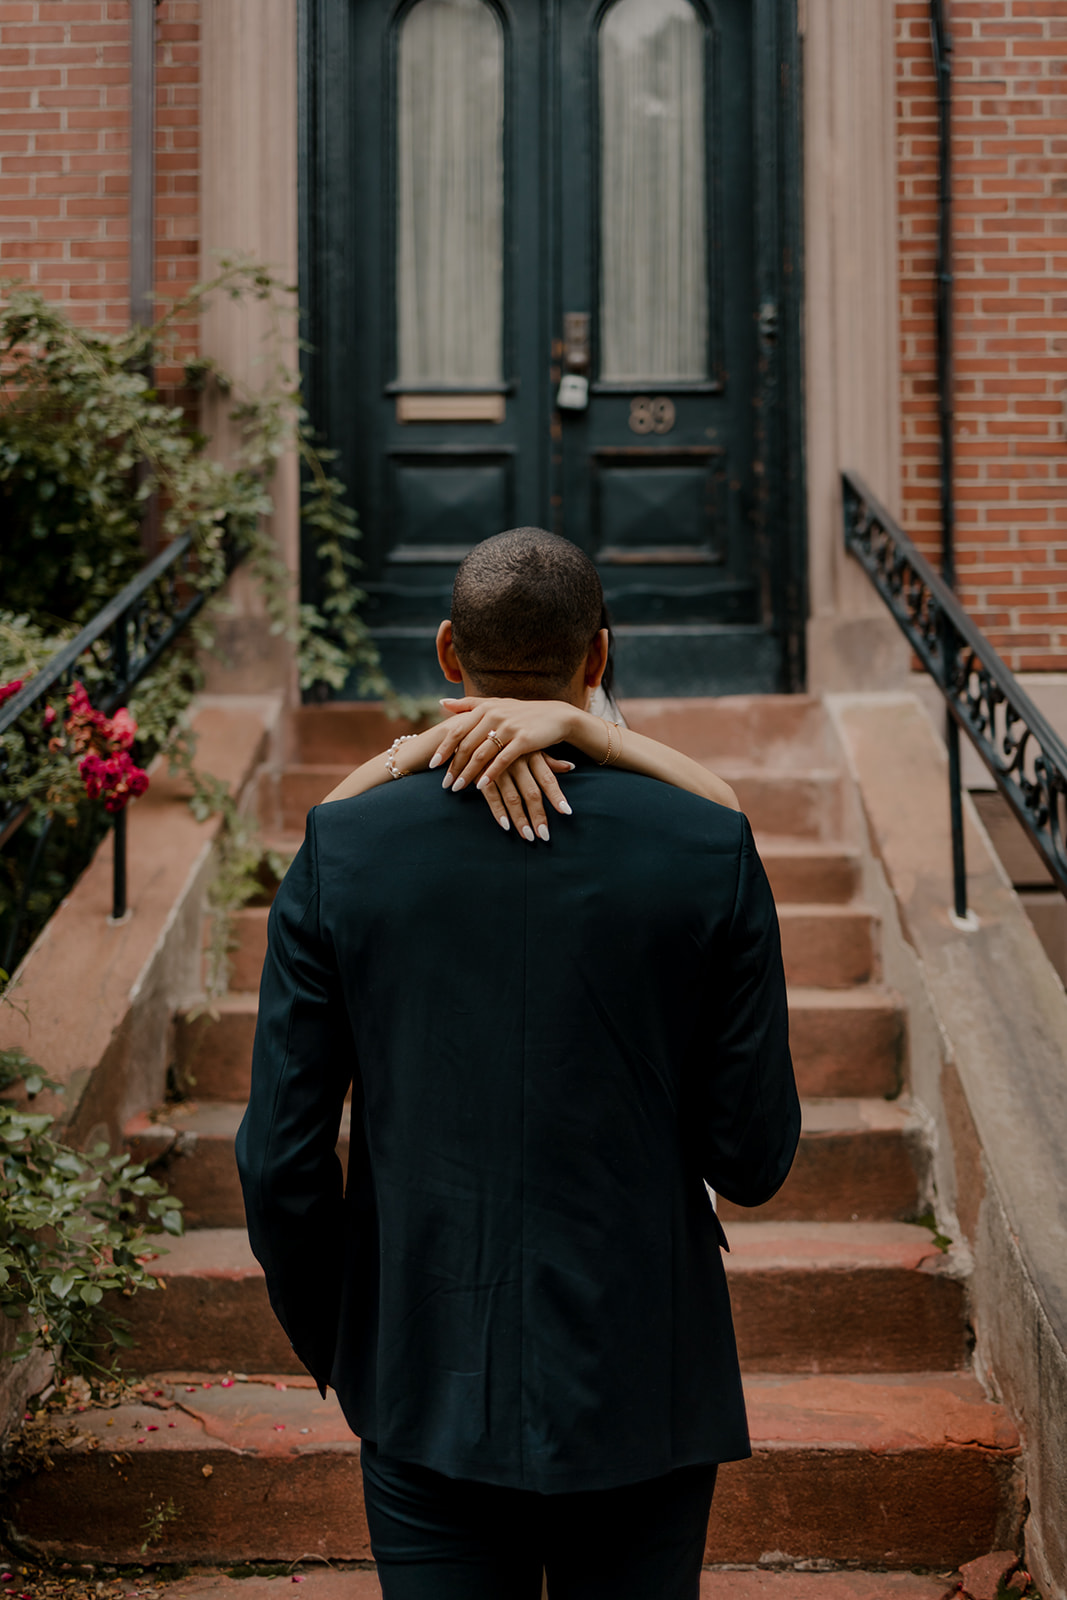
[300, 0, 803, 696]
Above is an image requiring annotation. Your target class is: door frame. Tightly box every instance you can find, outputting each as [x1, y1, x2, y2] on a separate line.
[297, 0, 807, 694]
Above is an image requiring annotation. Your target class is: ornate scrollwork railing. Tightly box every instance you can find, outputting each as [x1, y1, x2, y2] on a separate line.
[0, 530, 237, 968]
[843, 470, 1067, 904]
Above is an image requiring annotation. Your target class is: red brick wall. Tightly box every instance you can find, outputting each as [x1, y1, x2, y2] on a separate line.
[897, 0, 1067, 670]
[0, 0, 198, 364]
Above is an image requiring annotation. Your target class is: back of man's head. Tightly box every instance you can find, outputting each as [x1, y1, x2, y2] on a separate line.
[450, 528, 603, 698]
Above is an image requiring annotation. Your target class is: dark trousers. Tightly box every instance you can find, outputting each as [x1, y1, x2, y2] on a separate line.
[361, 1441, 717, 1600]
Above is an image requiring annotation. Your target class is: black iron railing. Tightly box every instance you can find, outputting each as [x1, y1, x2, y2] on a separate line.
[842, 472, 1067, 915]
[0, 531, 233, 971]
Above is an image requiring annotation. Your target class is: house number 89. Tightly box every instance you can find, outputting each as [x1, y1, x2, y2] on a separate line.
[629, 396, 676, 435]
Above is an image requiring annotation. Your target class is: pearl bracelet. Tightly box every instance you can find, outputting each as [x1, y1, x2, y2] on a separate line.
[385, 733, 417, 780]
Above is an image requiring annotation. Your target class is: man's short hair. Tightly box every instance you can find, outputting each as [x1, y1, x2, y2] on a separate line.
[450, 528, 603, 697]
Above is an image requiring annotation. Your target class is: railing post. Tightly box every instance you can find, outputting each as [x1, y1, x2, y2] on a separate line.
[110, 611, 130, 924]
[946, 712, 967, 921]
[111, 808, 128, 924]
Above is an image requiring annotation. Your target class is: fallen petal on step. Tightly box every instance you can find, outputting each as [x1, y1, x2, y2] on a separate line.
[273, 1424, 286, 1431]
[220, 1379, 234, 1388]
[275, 1382, 287, 1390]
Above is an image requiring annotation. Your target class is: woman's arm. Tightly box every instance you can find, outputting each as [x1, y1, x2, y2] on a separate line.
[318, 716, 576, 841]
[319, 723, 442, 805]
[435, 697, 741, 812]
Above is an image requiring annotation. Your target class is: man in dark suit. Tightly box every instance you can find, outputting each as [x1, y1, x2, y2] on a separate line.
[237, 529, 799, 1600]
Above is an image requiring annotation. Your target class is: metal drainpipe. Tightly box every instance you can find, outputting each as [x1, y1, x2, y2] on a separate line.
[111, 0, 158, 924]
[930, 0, 968, 921]
[129, 0, 159, 567]
[129, 0, 156, 335]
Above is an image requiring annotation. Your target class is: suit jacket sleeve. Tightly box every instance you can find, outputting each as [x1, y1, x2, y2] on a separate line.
[235, 807, 355, 1392]
[687, 811, 801, 1208]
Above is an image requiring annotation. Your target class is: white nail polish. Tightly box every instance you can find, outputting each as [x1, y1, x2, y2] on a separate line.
[538, 824, 550, 842]
[453, 778, 465, 792]
[428, 753, 442, 769]
[442, 773, 454, 789]
[476, 775, 490, 790]
[498, 816, 510, 831]
[522, 826, 535, 842]
[559, 801, 572, 816]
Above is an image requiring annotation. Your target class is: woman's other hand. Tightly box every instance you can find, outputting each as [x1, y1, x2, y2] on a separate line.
[477, 752, 575, 841]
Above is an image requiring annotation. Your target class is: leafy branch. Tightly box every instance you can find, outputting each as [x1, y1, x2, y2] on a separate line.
[0, 1009, 183, 1388]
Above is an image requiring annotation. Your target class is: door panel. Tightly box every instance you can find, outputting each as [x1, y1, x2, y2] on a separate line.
[345, 0, 546, 663]
[299, 0, 802, 696]
[559, 0, 762, 671]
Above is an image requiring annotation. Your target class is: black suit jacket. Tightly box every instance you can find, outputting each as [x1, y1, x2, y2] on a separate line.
[236, 754, 799, 1493]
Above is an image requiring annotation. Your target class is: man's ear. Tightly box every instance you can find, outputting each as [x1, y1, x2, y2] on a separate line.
[583, 628, 610, 690]
[436, 620, 465, 684]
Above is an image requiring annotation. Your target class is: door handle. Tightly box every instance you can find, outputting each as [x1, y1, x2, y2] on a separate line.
[559, 313, 590, 410]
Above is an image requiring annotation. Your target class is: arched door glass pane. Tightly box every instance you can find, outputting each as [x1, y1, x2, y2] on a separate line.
[396, 0, 504, 386]
[599, 0, 707, 383]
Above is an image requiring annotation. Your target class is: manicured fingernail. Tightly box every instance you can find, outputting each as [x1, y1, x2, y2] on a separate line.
[429, 752, 442, 769]
[453, 777, 465, 792]
[559, 801, 572, 816]
[562, 762, 576, 771]
[439, 698, 453, 704]
[522, 826, 535, 842]
[538, 824, 550, 842]
[476, 775, 490, 790]
[498, 815, 510, 831]
[442, 772, 454, 789]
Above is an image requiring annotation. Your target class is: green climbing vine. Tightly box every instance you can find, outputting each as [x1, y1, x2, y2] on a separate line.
[0, 1008, 183, 1388]
[0, 260, 419, 976]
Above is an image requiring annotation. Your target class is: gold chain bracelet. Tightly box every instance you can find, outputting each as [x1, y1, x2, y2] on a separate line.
[598, 719, 622, 767]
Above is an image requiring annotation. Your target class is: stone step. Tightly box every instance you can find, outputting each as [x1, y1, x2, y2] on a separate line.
[5, 1372, 1020, 1568]
[288, 696, 835, 769]
[212, 898, 876, 999]
[257, 833, 859, 906]
[758, 837, 860, 905]
[274, 763, 846, 841]
[122, 1567, 956, 1600]
[172, 995, 259, 1100]
[210, 845, 866, 998]
[173, 989, 904, 1105]
[787, 987, 905, 1098]
[724, 1220, 969, 1373]
[205, 904, 269, 995]
[131, 1093, 920, 1234]
[115, 1221, 970, 1378]
[717, 1099, 922, 1224]
[778, 905, 878, 990]
[126, 1104, 348, 1231]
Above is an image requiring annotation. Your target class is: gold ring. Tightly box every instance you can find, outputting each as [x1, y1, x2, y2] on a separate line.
[487, 730, 505, 751]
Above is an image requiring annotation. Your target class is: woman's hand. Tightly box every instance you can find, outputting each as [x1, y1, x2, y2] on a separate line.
[432, 697, 581, 799]
[476, 752, 575, 842]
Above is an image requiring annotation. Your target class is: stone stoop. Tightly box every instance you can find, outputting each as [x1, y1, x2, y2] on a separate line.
[3, 697, 1023, 1573]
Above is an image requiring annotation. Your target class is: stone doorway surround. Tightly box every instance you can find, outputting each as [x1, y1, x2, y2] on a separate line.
[801, 0, 910, 693]
[198, 0, 910, 700]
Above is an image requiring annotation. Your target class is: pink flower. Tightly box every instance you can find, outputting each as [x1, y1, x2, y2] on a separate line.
[0, 679, 23, 708]
[109, 707, 137, 750]
[78, 749, 149, 813]
[42, 705, 56, 728]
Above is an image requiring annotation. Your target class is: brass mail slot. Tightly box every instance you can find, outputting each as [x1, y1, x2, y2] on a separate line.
[396, 393, 506, 424]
